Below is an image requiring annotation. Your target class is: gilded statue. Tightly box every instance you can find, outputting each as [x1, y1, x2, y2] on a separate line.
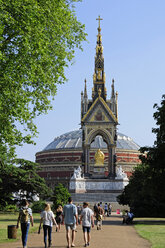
[93, 73, 96, 81]
[94, 149, 105, 165]
[97, 70, 101, 80]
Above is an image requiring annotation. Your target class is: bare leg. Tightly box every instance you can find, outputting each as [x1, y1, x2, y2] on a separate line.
[83, 232, 87, 245]
[87, 232, 91, 244]
[66, 229, 71, 248]
[71, 230, 75, 246]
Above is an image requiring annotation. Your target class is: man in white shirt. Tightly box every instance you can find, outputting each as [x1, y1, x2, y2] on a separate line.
[80, 202, 94, 247]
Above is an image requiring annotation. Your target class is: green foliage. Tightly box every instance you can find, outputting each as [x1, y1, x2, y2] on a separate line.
[0, 0, 87, 161]
[0, 159, 52, 207]
[52, 183, 70, 210]
[31, 200, 46, 213]
[117, 163, 158, 216]
[118, 95, 165, 217]
[0, 204, 18, 212]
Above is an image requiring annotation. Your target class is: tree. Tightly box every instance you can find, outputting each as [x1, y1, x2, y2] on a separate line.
[31, 200, 46, 213]
[0, 159, 51, 208]
[52, 183, 70, 210]
[0, 0, 86, 161]
[117, 95, 165, 217]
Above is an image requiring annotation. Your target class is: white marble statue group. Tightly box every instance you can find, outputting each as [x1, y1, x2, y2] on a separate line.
[71, 166, 83, 179]
[71, 165, 127, 180]
[115, 166, 128, 179]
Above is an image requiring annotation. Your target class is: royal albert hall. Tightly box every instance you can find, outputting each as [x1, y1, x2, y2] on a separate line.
[36, 130, 140, 189]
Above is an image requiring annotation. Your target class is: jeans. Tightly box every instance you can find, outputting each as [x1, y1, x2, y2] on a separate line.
[21, 223, 30, 247]
[43, 225, 52, 246]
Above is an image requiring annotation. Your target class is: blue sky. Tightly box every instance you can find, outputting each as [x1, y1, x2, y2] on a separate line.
[16, 0, 165, 161]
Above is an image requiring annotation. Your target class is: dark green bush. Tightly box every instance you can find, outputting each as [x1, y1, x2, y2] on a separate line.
[0, 204, 18, 212]
[31, 200, 46, 213]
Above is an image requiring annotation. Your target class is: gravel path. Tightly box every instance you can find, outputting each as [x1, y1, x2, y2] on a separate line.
[0, 214, 151, 248]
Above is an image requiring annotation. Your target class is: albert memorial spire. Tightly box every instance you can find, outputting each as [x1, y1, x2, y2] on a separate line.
[92, 15, 107, 101]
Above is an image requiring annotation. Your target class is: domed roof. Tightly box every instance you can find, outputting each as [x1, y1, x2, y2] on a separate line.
[43, 130, 140, 151]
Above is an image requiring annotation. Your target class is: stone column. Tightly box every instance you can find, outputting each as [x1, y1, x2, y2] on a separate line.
[108, 146, 113, 176]
[111, 146, 116, 177]
[108, 145, 116, 178]
[84, 145, 90, 174]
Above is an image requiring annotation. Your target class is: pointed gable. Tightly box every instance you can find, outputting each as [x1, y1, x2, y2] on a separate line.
[81, 96, 118, 124]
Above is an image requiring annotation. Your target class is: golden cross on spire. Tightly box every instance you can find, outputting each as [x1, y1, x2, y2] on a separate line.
[96, 15, 103, 29]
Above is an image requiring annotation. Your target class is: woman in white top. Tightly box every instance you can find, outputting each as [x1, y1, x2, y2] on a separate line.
[40, 203, 57, 248]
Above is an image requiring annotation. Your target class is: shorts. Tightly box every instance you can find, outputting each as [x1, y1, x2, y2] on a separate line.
[65, 223, 76, 231]
[55, 216, 62, 224]
[83, 226, 91, 233]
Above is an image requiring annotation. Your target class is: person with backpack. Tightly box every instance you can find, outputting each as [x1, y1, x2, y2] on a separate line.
[39, 203, 58, 248]
[17, 199, 33, 248]
[95, 203, 104, 230]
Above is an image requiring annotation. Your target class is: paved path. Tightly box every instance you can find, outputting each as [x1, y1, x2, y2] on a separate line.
[0, 214, 150, 248]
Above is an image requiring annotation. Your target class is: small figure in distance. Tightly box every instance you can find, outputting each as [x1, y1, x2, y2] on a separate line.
[77, 204, 82, 224]
[104, 203, 108, 217]
[107, 203, 112, 216]
[55, 205, 63, 232]
[17, 199, 33, 248]
[122, 210, 134, 224]
[95, 203, 104, 230]
[93, 203, 98, 216]
[39, 203, 58, 248]
[80, 202, 94, 247]
[62, 197, 78, 248]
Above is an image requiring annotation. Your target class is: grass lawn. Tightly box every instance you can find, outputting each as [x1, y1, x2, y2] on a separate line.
[0, 213, 40, 243]
[134, 218, 165, 248]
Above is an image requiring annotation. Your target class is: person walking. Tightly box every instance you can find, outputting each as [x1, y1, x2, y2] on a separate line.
[62, 197, 78, 248]
[39, 203, 58, 248]
[17, 199, 33, 248]
[80, 202, 94, 247]
[55, 205, 63, 232]
[93, 203, 98, 216]
[95, 203, 104, 230]
[104, 203, 108, 217]
[107, 203, 112, 216]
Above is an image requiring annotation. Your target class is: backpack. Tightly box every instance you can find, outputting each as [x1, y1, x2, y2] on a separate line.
[20, 208, 29, 223]
[97, 214, 102, 221]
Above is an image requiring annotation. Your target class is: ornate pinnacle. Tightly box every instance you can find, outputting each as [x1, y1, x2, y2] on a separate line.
[111, 78, 115, 98]
[84, 78, 87, 97]
[98, 88, 102, 97]
[96, 15, 103, 32]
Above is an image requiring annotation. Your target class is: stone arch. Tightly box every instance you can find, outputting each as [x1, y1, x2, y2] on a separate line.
[87, 128, 113, 147]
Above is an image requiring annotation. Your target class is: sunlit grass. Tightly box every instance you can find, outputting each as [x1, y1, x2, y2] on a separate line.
[134, 218, 165, 248]
[0, 213, 40, 243]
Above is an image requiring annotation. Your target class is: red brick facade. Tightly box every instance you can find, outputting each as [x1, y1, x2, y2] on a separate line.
[36, 148, 140, 189]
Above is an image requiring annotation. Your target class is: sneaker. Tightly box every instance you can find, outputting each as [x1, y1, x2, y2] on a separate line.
[84, 244, 88, 247]
[87, 242, 90, 246]
[48, 242, 52, 247]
